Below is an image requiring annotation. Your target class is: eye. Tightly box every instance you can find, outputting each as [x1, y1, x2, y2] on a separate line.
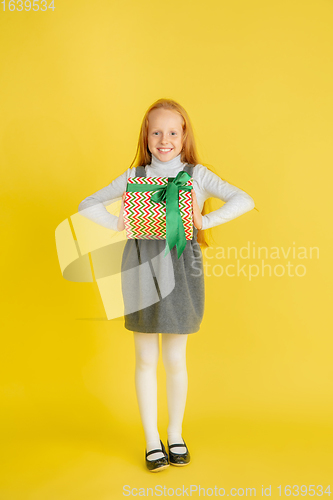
[153, 132, 159, 135]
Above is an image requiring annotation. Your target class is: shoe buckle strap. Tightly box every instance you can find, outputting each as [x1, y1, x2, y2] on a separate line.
[146, 448, 165, 457]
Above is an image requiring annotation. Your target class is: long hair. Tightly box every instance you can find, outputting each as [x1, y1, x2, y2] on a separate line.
[128, 98, 256, 249]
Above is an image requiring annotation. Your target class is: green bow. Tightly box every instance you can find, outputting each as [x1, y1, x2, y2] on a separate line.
[150, 171, 193, 258]
[127, 171, 193, 258]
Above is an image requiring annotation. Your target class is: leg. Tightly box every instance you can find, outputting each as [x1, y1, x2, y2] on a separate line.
[133, 331, 164, 461]
[162, 333, 189, 454]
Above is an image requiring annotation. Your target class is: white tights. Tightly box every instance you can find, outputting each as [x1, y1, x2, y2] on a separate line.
[134, 332, 189, 461]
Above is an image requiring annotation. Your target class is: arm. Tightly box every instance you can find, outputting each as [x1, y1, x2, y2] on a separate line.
[78, 168, 132, 232]
[116, 192, 127, 231]
[194, 164, 255, 231]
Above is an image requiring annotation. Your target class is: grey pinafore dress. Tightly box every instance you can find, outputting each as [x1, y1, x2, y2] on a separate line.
[120, 164, 205, 334]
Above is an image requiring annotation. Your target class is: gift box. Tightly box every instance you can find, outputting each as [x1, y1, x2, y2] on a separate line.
[123, 171, 194, 258]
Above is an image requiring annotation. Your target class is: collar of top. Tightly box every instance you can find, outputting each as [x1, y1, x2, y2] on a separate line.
[150, 152, 184, 172]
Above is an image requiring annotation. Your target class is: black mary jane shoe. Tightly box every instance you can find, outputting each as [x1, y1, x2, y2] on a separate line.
[167, 439, 191, 466]
[145, 440, 170, 472]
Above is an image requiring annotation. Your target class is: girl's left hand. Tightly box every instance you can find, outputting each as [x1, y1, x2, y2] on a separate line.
[191, 189, 203, 230]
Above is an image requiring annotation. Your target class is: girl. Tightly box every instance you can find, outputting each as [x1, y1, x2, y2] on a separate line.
[78, 98, 255, 472]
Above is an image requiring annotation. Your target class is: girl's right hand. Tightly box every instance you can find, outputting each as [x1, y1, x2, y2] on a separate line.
[117, 192, 127, 231]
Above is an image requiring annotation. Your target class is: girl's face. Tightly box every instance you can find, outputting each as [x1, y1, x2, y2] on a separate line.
[147, 108, 184, 162]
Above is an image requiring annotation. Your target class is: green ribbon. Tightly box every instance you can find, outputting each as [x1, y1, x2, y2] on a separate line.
[126, 171, 193, 258]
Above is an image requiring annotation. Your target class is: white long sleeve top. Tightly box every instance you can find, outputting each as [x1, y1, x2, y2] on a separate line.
[78, 153, 255, 232]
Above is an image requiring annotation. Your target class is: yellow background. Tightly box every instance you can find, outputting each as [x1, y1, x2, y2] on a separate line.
[1, 0, 333, 498]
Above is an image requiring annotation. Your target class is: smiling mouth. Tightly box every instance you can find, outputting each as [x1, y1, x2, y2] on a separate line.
[158, 148, 173, 152]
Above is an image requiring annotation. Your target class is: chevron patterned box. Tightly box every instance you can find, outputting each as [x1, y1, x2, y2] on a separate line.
[123, 176, 193, 240]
